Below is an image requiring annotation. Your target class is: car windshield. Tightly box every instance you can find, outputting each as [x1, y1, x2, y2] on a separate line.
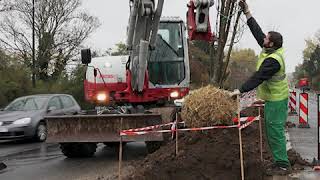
[5, 97, 48, 111]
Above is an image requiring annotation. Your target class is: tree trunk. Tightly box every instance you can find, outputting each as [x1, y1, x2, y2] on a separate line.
[210, 0, 238, 86]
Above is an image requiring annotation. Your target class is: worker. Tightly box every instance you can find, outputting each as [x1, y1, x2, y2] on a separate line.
[229, 0, 291, 176]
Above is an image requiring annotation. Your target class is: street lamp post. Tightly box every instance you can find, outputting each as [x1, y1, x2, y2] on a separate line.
[32, 0, 36, 88]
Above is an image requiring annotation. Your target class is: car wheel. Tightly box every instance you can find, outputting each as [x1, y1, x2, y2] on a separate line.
[103, 142, 127, 148]
[35, 122, 47, 142]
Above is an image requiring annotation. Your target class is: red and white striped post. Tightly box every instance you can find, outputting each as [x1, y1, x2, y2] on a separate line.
[289, 91, 297, 114]
[317, 94, 320, 165]
[313, 94, 320, 167]
[298, 93, 310, 128]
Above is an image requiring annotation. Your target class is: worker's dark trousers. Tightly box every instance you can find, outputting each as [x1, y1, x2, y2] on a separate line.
[264, 98, 290, 167]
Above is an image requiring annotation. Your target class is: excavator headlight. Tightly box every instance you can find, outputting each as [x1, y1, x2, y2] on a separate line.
[96, 92, 108, 102]
[170, 91, 179, 98]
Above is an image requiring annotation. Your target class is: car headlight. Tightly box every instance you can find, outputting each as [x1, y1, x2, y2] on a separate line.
[13, 118, 31, 125]
[0, 122, 2, 126]
[170, 91, 179, 98]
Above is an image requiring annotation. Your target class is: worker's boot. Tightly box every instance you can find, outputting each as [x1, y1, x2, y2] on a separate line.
[264, 164, 292, 176]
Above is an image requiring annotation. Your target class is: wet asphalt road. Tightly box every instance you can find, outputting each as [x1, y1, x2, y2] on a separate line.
[0, 141, 147, 180]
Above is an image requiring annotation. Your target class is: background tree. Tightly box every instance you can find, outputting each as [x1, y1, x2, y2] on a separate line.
[293, 31, 320, 90]
[110, 42, 129, 56]
[0, 50, 32, 107]
[0, 0, 100, 81]
[0, 0, 11, 12]
[188, 43, 256, 90]
[188, 42, 210, 88]
[227, 48, 256, 89]
[303, 39, 317, 61]
[189, 0, 245, 87]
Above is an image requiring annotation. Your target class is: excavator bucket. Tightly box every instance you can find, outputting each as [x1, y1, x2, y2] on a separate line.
[45, 114, 163, 143]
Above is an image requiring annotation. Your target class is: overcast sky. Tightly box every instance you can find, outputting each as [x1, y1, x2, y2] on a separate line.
[82, 0, 320, 73]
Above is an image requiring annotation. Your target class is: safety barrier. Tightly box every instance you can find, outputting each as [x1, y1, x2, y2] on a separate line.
[119, 116, 260, 180]
[118, 95, 263, 180]
[298, 93, 310, 128]
[289, 91, 297, 114]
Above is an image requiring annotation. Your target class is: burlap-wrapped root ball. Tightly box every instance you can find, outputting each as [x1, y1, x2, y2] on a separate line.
[181, 85, 237, 127]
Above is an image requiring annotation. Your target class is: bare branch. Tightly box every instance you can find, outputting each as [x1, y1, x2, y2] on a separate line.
[0, 0, 100, 81]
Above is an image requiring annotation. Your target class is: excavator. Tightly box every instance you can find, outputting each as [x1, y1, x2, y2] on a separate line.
[46, 0, 215, 158]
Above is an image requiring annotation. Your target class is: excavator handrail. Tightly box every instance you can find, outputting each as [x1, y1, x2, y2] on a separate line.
[87, 65, 108, 90]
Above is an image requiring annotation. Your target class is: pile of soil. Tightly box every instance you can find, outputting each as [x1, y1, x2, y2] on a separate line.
[123, 110, 309, 180]
[125, 124, 269, 180]
[288, 149, 310, 171]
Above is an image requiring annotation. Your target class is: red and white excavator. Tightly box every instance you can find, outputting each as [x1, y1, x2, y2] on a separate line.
[46, 0, 215, 158]
[297, 77, 310, 92]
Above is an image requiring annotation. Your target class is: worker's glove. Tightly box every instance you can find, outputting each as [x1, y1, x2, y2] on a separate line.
[238, 0, 250, 14]
[229, 89, 241, 98]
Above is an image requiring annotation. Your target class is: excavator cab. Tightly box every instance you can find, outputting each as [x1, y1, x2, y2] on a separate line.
[148, 17, 189, 88]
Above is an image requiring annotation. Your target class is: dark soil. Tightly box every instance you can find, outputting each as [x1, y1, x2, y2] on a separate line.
[122, 108, 310, 180]
[288, 149, 310, 170]
[240, 106, 263, 118]
[125, 125, 269, 180]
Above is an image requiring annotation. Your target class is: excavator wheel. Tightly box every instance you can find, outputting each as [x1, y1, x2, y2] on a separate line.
[60, 143, 97, 158]
[146, 141, 162, 154]
[103, 142, 127, 148]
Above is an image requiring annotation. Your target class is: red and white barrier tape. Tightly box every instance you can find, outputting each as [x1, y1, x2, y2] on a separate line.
[239, 116, 260, 129]
[120, 124, 240, 136]
[120, 116, 260, 136]
[122, 122, 173, 133]
[233, 116, 260, 123]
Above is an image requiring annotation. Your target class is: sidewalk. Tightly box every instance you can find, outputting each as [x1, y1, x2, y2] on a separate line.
[285, 103, 320, 179]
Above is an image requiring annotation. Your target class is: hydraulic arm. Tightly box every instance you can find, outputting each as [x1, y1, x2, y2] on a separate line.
[127, 0, 164, 92]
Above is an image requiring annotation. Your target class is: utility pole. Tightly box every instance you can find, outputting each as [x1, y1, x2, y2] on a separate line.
[32, 0, 36, 88]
